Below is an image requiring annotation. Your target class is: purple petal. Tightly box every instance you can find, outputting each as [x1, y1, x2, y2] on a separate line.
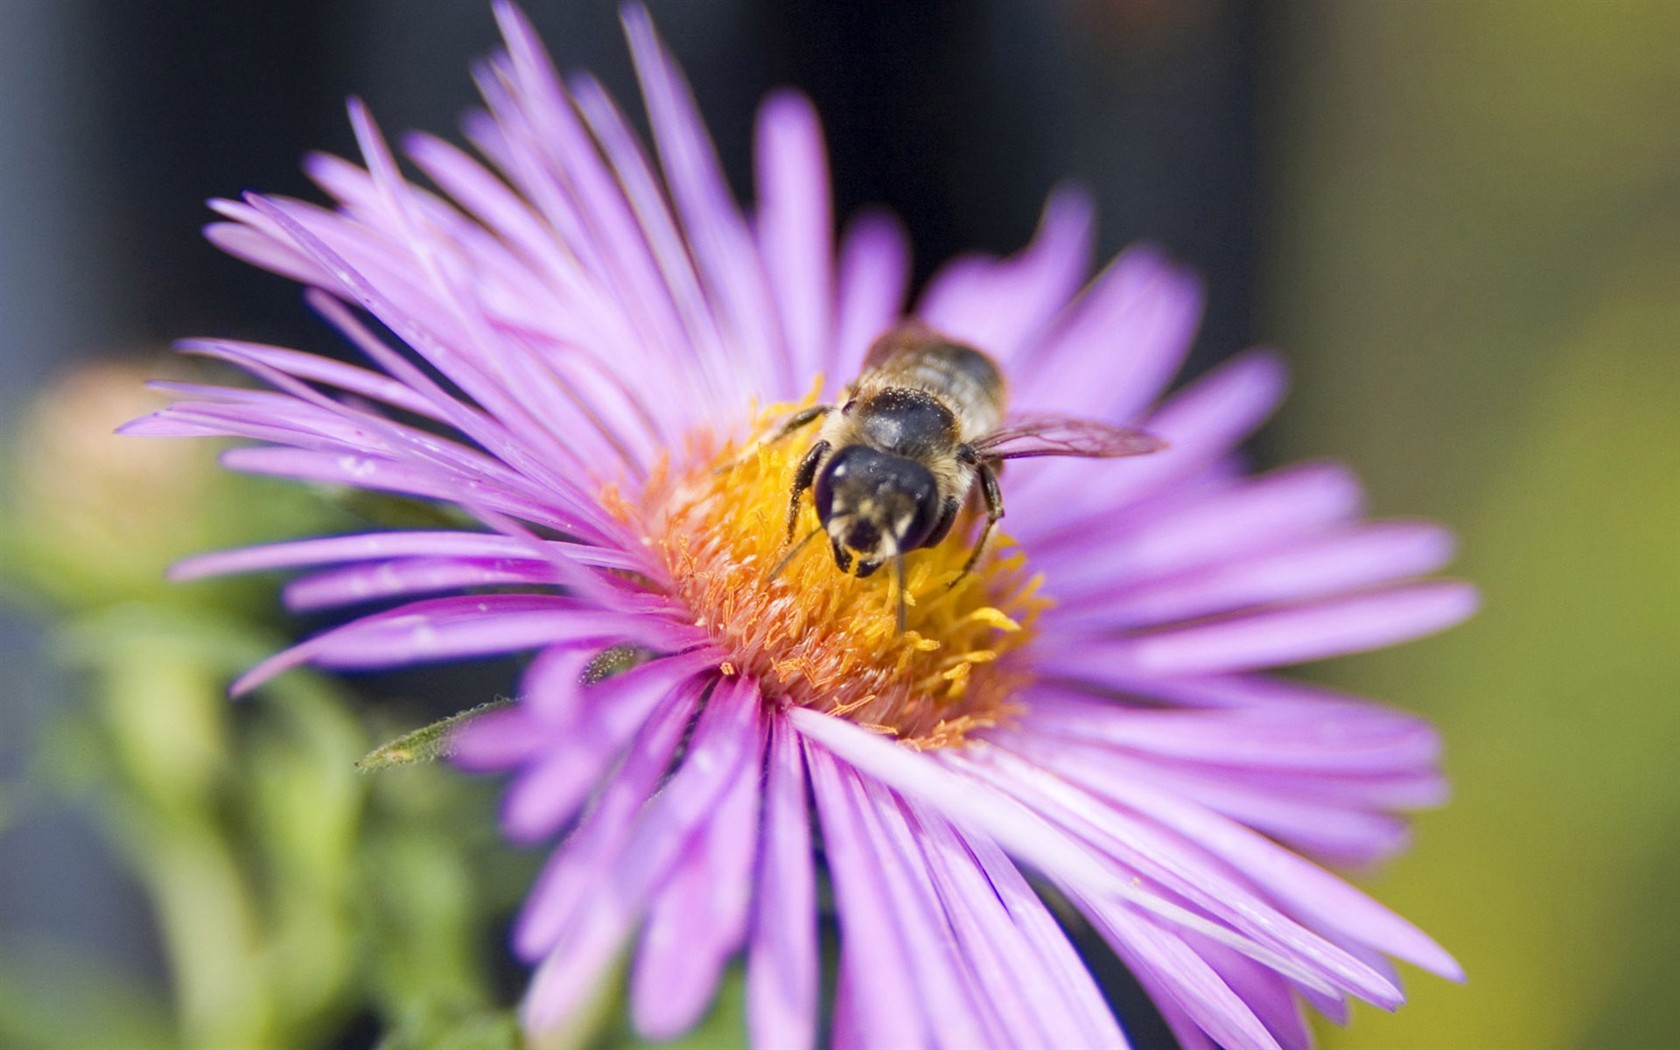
[1054, 521, 1456, 630]
[631, 714, 763, 1040]
[918, 185, 1094, 363]
[961, 830, 1133, 1048]
[520, 677, 758, 1033]
[564, 72, 742, 418]
[1031, 461, 1365, 604]
[494, 659, 704, 842]
[517, 675, 756, 952]
[1086, 902, 1280, 1050]
[1019, 688, 1441, 774]
[790, 709, 1330, 994]
[514, 678, 705, 962]
[1039, 581, 1478, 678]
[754, 90, 833, 392]
[905, 802, 1129, 1048]
[177, 339, 447, 420]
[1014, 244, 1203, 423]
[1012, 349, 1289, 531]
[622, 5, 781, 405]
[746, 718, 819, 1050]
[831, 208, 911, 381]
[955, 744, 1402, 1006]
[849, 777, 1006, 1049]
[282, 557, 558, 611]
[803, 744, 932, 1049]
[1192, 938, 1313, 1050]
[171, 530, 611, 581]
[995, 723, 1459, 977]
[230, 595, 623, 696]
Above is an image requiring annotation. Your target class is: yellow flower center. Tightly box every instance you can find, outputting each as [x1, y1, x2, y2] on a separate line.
[606, 395, 1047, 750]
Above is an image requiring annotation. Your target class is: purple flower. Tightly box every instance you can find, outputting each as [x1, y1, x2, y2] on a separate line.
[132, 4, 1475, 1047]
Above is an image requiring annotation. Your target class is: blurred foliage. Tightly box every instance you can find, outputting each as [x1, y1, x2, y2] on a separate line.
[0, 360, 528, 1048]
[1270, 3, 1680, 1048]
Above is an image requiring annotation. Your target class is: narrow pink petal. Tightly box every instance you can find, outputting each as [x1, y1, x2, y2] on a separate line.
[1033, 461, 1365, 602]
[1038, 668, 1441, 718]
[746, 718, 819, 1050]
[172, 531, 581, 581]
[918, 185, 1094, 362]
[1117, 754, 1415, 867]
[450, 650, 704, 769]
[1014, 349, 1290, 531]
[622, 5, 781, 403]
[473, 14, 710, 414]
[631, 718, 763, 1040]
[849, 778, 1002, 1049]
[281, 557, 559, 611]
[830, 208, 911, 380]
[239, 193, 608, 516]
[956, 744, 1402, 1006]
[829, 969, 866, 1050]
[437, 701, 559, 771]
[564, 73, 742, 417]
[176, 339, 447, 420]
[1045, 581, 1479, 678]
[803, 745, 932, 1050]
[754, 90, 833, 391]
[906, 802, 1129, 1049]
[217, 445, 587, 537]
[494, 660, 696, 842]
[521, 677, 757, 1033]
[203, 215, 331, 287]
[1056, 520, 1456, 630]
[527, 635, 716, 729]
[513, 678, 707, 960]
[790, 709, 1332, 994]
[1088, 903, 1280, 1050]
[353, 96, 664, 484]
[499, 747, 621, 845]
[951, 827, 1132, 1048]
[229, 595, 622, 696]
[997, 726, 1461, 978]
[1020, 688, 1441, 774]
[1016, 245, 1203, 423]
[1192, 938, 1314, 1050]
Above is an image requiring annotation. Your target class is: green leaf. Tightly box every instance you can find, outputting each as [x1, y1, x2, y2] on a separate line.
[358, 698, 516, 770]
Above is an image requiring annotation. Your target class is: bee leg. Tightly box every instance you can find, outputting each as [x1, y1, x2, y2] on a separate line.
[716, 404, 830, 475]
[768, 524, 825, 580]
[773, 403, 832, 440]
[951, 460, 1004, 586]
[785, 439, 830, 542]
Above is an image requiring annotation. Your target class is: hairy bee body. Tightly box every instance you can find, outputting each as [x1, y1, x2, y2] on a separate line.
[777, 321, 1165, 629]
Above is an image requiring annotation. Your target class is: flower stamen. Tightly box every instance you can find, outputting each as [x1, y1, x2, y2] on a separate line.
[615, 399, 1047, 749]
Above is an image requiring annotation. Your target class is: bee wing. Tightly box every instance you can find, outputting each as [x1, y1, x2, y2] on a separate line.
[970, 413, 1167, 461]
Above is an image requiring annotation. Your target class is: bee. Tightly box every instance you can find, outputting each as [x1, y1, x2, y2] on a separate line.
[771, 321, 1166, 630]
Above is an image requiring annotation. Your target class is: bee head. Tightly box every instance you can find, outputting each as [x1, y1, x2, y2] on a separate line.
[814, 445, 941, 572]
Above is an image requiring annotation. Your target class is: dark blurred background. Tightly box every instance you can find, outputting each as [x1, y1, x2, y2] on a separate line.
[3, 1, 1677, 1048]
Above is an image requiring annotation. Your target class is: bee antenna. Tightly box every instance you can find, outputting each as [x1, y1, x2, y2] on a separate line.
[769, 525, 824, 580]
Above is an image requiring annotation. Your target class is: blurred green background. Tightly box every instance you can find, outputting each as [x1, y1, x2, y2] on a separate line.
[2, 1, 1677, 1048]
[1270, 4, 1680, 1048]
